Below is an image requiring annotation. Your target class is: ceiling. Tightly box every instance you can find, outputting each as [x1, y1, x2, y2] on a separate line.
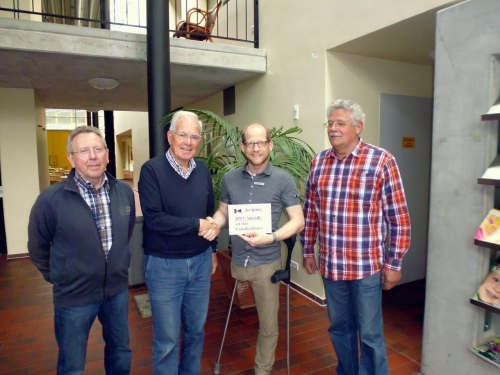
[331, 4, 461, 67]
[0, 18, 266, 112]
[0, 3, 462, 113]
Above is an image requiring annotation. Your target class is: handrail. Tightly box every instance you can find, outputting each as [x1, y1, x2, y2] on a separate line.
[0, 0, 258, 46]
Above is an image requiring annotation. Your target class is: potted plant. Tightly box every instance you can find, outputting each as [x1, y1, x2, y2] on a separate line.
[160, 109, 315, 201]
[160, 109, 316, 307]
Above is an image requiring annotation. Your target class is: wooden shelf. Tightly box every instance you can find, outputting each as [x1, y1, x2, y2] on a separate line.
[470, 298, 500, 315]
[478, 154, 500, 185]
[474, 239, 500, 251]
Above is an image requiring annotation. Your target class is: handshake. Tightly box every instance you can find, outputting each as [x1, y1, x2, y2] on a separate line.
[198, 216, 220, 241]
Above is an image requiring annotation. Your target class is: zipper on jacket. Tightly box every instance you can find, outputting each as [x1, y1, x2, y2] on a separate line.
[103, 253, 108, 299]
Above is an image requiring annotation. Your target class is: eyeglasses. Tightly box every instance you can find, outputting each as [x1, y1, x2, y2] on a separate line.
[71, 147, 106, 157]
[324, 121, 349, 129]
[171, 131, 202, 142]
[244, 141, 269, 148]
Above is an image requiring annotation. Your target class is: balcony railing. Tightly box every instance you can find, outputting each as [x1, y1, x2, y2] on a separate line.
[0, 0, 257, 46]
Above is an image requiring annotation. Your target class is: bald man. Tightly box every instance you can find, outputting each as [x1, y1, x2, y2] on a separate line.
[212, 123, 304, 375]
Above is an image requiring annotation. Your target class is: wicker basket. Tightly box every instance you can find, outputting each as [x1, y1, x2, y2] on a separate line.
[217, 249, 256, 309]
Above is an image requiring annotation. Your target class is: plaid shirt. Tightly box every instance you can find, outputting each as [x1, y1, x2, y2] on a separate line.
[74, 172, 113, 257]
[166, 149, 196, 179]
[301, 139, 411, 281]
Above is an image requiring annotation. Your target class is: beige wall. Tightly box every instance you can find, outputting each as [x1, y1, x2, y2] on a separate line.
[326, 52, 434, 147]
[114, 111, 149, 190]
[0, 88, 41, 256]
[284, 52, 434, 298]
[185, 0, 452, 298]
[34, 94, 49, 191]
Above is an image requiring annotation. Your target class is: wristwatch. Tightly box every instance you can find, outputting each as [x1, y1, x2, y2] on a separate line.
[272, 232, 278, 243]
[212, 248, 218, 254]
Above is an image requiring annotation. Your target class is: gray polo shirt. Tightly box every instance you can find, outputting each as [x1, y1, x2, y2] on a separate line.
[220, 162, 300, 266]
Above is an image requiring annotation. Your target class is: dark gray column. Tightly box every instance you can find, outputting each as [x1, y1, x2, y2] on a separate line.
[92, 112, 99, 128]
[100, 0, 110, 29]
[147, 0, 171, 158]
[254, 0, 259, 48]
[99, 1, 115, 177]
[104, 111, 116, 177]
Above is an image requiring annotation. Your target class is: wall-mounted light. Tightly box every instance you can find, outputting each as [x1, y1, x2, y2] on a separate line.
[88, 78, 119, 90]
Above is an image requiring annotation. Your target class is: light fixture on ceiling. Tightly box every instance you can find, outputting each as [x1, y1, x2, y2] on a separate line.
[84, 105, 103, 112]
[88, 78, 120, 90]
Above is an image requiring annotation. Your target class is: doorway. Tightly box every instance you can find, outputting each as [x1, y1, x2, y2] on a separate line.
[380, 94, 432, 284]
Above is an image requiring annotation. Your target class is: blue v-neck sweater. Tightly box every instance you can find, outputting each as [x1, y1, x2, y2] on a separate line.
[138, 154, 216, 258]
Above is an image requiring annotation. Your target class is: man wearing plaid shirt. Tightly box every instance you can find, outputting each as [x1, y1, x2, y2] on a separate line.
[301, 99, 411, 375]
[28, 126, 135, 375]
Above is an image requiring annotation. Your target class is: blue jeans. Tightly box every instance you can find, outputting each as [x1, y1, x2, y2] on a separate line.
[144, 248, 212, 375]
[323, 272, 388, 375]
[54, 290, 131, 375]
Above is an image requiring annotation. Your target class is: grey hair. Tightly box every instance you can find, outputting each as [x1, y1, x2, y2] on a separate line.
[327, 99, 366, 126]
[170, 110, 203, 133]
[67, 126, 107, 153]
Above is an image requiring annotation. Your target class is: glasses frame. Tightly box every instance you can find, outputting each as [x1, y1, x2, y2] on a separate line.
[71, 147, 107, 157]
[243, 140, 269, 148]
[324, 121, 350, 129]
[170, 131, 202, 142]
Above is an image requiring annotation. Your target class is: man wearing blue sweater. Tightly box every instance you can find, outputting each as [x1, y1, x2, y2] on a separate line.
[139, 111, 218, 375]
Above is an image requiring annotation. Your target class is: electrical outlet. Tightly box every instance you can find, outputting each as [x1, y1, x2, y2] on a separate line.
[290, 260, 299, 270]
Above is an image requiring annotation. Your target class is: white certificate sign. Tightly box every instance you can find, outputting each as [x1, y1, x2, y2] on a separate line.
[228, 204, 272, 235]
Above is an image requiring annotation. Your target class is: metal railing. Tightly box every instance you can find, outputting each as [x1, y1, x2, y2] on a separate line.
[0, 0, 257, 46]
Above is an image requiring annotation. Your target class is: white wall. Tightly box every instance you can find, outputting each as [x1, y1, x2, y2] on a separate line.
[114, 111, 149, 190]
[326, 52, 434, 146]
[0, 88, 42, 256]
[34, 94, 49, 191]
[186, 1, 443, 299]
[285, 53, 434, 298]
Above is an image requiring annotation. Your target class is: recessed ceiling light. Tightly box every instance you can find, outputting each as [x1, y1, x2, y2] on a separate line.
[88, 78, 119, 90]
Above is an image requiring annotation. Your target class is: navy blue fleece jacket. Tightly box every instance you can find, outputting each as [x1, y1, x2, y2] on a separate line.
[28, 170, 135, 308]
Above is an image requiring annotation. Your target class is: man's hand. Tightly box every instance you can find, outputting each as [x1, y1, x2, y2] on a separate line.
[303, 257, 318, 274]
[211, 252, 218, 275]
[381, 267, 401, 290]
[198, 218, 220, 241]
[238, 232, 274, 247]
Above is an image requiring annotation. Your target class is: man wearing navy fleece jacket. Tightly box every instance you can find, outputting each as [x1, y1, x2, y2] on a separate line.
[139, 111, 219, 375]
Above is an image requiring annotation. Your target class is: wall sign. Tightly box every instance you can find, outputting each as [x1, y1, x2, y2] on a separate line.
[402, 137, 415, 148]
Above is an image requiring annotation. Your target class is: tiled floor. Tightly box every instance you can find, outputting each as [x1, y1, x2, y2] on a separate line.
[0, 256, 424, 374]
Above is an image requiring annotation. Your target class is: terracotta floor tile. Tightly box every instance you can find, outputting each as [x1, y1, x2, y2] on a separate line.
[0, 256, 425, 374]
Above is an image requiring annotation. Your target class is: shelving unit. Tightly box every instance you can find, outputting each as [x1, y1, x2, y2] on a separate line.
[470, 297, 500, 315]
[471, 116, 500, 318]
[477, 154, 500, 185]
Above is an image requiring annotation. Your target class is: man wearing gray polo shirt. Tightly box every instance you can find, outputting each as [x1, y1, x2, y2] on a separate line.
[212, 123, 304, 375]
